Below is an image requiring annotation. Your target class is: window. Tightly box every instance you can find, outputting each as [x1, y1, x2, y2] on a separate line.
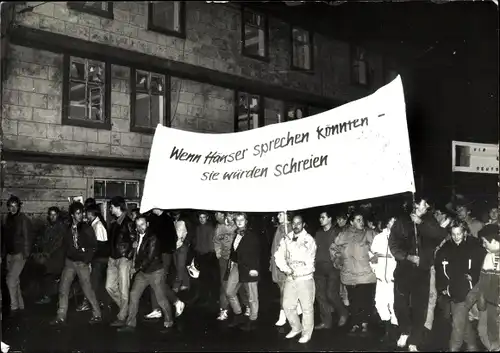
[67, 2, 113, 19]
[291, 27, 313, 71]
[264, 98, 284, 126]
[148, 1, 186, 38]
[285, 103, 308, 122]
[242, 9, 268, 60]
[352, 46, 370, 86]
[130, 69, 168, 133]
[62, 55, 111, 129]
[235, 92, 263, 132]
[94, 179, 142, 223]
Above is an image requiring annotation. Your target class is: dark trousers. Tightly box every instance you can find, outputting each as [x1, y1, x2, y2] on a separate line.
[151, 253, 178, 309]
[127, 268, 173, 327]
[196, 252, 220, 305]
[42, 272, 60, 297]
[90, 257, 109, 305]
[394, 266, 431, 347]
[57, 259, 101, 320]
[315, 262, 348, 326]
[449, 301, 477, 351]
[345, 282, 376, 327]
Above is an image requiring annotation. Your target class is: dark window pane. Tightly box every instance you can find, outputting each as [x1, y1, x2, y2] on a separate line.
[244, 11, 264, 28]
[94, 180, 105, 198]
[84, 1, 108, 11]
[87, 61, 105, 84]
[70, 60, 85, 80]
[69, 82, 87, 120]
[264, 98, 283, 125]
[237, 93, 260, 131]
[136, 71, 148, 92]
[89, 86, 103, 121]
[105, 181, 124, 198]
[292, 28, 311, 70]
[151, 75, 164, 94]
[152, 1, 182, 32]
[244, 26, 265, 57]
[125, 183, 139, 199]
[135, 93, 151, 128]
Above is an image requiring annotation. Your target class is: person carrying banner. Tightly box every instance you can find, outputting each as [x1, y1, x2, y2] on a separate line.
[389, 196, 448, 352]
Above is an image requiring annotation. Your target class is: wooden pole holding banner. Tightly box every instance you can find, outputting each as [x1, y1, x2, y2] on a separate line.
[412, 192, 419, 256]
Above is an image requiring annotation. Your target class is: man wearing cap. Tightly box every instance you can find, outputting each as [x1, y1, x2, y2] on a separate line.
[2, 195, 32, 313]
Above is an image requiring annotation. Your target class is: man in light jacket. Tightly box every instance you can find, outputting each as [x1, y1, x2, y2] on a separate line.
[274, 215, 317, 344]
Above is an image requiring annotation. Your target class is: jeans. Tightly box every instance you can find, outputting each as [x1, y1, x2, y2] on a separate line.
[477, 303, 500, 351]
[174, 244, 190, 290]
[219, 258, 249, 310]
[151, 253, 178, 310]
[346, 282, 376, 327]
[6, 253, 26, 310]
[315, 262, 347, 326]
[394, 267, 430, 347]
[91, 257, 109, 305]
[283, 278, 315, 338]
[225, 264, 259, 321]
[450, 301, 477, 351]
[57, 259, 101, 320]
[106, 257, 131, 321]
[126, 269, 173, 327]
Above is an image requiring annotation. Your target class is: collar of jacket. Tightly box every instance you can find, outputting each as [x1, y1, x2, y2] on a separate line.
[286, 229, 308, 241]
[91, 218, 102, 227]
[116, 212, 127, 225]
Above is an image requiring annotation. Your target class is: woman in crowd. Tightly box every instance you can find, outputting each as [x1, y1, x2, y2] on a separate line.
[330, 210, 377, 336]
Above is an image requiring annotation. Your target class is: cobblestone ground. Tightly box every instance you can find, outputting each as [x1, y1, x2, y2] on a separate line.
[1, 277, 452, 352]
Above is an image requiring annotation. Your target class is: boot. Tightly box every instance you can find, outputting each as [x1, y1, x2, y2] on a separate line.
[227, 313, 246, 328]
[275, 309, 287, 327]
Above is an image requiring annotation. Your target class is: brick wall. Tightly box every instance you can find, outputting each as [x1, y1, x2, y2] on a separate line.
[14, 1, 383, 102]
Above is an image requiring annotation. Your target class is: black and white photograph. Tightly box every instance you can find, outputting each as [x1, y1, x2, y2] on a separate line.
[0, 1, 498, 352]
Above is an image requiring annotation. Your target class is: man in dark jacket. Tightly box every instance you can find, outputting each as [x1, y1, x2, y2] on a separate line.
[144, 209, 185, 320]
[225, 212, 260, 331]
[34, 207, 66, 305]
[2, 195, 32, 313]
[105, 196, 134, 327]
[435, 219, 485, 351]
[50, 202, 101, 325]
[389, 196, 448, 351]
[117, 214, 174, 333]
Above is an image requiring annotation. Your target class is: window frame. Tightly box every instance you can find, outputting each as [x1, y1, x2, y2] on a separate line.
[62, 54, 112, 130]
[93, 178, 142, 223]
[234, 91, 264, 132]
[130, 68, 170, 134]
[350, 45, 370, 87]
[290, 26, 314, 73]
[241, 7, 269, 62]
[284, 103, 309, 122]
[67, 1, 114, 19]
[147, 1, 186, 39]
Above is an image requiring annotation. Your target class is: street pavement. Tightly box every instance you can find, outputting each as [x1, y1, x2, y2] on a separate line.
[1, 279, 450, 352]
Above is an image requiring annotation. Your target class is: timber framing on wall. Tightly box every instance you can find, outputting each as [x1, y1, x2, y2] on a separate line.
[9, 26, 341, 110]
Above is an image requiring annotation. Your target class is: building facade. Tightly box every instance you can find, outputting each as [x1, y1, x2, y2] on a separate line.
[1, 1, 388, 220]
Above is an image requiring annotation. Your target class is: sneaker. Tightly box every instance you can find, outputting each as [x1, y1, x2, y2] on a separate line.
[76, 301, 90, 312]
[36, 296, 51, 305]
[361, 322, 368, 333]
[298, 335, 311, 344]
[285, 330, 302, 339]
[338, 314, 348, 327]
[144, 309, 162, 320]
[348, 325, 360, 335]
[217, 309, 229, 321]
[49, 318, 66, 326]
[397, 334, 409, 348]
[110, 319, 126, 327]
[89, 316, 102, 325]
[175, 300, 185, 317]
[275, 310, 287, 327]
[180, 285, 189, 292]
[244, 307, 251, 317]
[408, 345, 419, 352]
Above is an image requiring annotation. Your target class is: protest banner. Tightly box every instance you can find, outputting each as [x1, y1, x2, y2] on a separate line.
[140, 75, 415, 213]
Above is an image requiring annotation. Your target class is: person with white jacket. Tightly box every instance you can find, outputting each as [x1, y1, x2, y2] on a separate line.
[369, 215, 398, 339]
[274, 215, 317, 344]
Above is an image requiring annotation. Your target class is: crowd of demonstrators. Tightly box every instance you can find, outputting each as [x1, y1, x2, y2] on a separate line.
[1, 192, 499, 352]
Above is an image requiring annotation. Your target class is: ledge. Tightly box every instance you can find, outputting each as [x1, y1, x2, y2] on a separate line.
[2, 149, 149, 170]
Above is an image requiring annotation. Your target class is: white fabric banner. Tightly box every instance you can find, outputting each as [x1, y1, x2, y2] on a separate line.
[140, 75, 415, 213]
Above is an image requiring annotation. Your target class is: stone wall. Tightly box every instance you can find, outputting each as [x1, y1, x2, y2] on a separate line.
[14, 1, 383, 101]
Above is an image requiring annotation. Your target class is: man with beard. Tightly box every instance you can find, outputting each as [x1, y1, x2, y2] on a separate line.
[34, 207, 66, 305]
[389, 196, 448, 352]
[274, 215, 317, 344]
